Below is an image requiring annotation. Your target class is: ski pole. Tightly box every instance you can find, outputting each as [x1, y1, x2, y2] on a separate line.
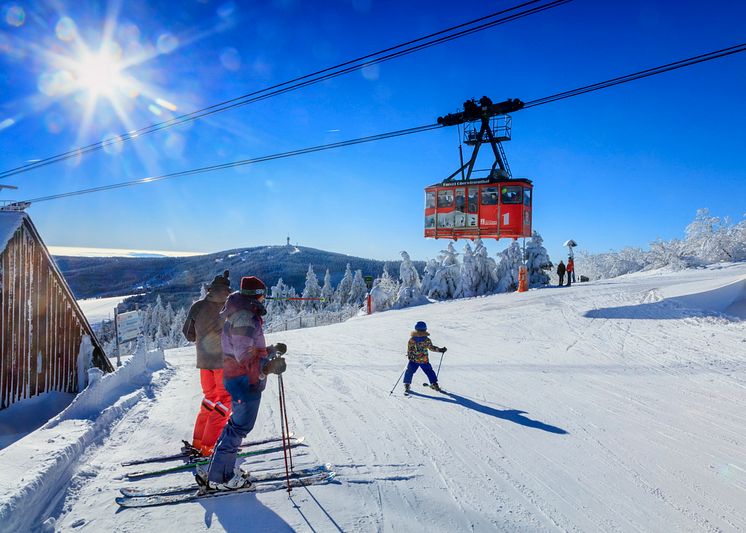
[435, 349, 445, 378]
[279, 374, 293, 471]
[389, 365, 407, 396]
[278, 374, 292, 493]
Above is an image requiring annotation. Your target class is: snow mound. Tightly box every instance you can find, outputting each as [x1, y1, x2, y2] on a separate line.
[585, 267, 746, 320]
[0, 347, 170, 532]
[659, 275, 746, 319]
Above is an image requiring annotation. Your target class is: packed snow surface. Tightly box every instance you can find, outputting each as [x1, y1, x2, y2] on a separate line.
[1, 263, 745, 532]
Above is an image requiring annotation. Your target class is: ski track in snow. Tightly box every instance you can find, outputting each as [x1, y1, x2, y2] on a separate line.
[9, 264, 746, 532]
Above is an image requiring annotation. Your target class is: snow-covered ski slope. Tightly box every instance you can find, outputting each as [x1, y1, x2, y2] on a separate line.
[4, 263, 746, 532]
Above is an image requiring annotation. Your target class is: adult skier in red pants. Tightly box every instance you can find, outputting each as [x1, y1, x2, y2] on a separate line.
[182, 271, 232, 456]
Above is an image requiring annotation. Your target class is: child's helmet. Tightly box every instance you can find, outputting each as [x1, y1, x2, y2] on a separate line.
[414, 321, 427, 331]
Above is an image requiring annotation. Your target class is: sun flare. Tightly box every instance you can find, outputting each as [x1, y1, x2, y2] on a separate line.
[72, 50, 127, 98]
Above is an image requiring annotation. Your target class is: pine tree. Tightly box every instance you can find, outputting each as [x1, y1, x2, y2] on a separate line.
[419, 258, 439, 297]
[395, 250, 427, 308]
[335, 263, 354, 306]
[370, 264, 399, 312]
[455, 242, 478, 298]
[170, 307, 189, 347]
[473, 238, 498, 294]
[349, 269, 368, 306]
[429, 242, 461, 299]
[163, 302, 175, 335]
[320, 269, 334, 310]
[266, 278, 287, 318]
[302, 264, 322, 310]
[149, 295, 165, 338]
[525, 231, 552, 287]
[495, 241, 523, 292]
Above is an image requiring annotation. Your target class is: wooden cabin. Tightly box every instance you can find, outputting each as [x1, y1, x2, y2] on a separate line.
[0, 210, 112, 410]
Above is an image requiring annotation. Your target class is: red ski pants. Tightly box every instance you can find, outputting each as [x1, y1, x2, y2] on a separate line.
[192, 369, 231, 455]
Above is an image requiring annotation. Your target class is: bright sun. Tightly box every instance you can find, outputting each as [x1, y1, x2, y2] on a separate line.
[72, 50, 127, 98]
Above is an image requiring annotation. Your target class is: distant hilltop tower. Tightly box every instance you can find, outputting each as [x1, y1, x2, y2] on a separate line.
[286, 236, 290, 246]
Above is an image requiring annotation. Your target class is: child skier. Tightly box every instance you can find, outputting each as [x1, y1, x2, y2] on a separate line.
[404, 321, 447, 394]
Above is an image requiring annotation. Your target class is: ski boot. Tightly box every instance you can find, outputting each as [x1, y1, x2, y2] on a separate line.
[404, 383, 411, 396]
[429, 382, 442, 392]
[211, 468, 253, 492]
[196, 466, 253, 494]
[181, 440, 202, 458]
[194, 464, 210, 493]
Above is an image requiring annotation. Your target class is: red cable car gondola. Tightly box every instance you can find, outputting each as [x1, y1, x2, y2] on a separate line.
[425, 97, 533, 241]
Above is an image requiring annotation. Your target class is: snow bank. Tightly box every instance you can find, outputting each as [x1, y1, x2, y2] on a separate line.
[0, 346, 170, 532]
[660, 274, 746, 319]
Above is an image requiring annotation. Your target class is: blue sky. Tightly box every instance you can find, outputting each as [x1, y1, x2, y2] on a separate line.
[0, 0, 744, 264]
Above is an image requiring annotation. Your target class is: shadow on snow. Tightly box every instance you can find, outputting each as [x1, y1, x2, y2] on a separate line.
[408, 390, 568, 435]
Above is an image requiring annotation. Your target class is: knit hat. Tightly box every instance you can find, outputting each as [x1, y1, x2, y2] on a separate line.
[240, 276, 266, 297]
[414, 321, 427, 332]
[208, 270, 231, 291]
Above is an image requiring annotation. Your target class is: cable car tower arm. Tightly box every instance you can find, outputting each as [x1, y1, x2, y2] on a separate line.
[437, 96, 524, 182]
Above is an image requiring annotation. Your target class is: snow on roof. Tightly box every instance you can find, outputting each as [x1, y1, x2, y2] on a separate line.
[0, 210, 26, 253]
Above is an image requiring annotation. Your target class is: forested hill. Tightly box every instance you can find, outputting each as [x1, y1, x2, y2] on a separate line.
[55, 245, 420, 311]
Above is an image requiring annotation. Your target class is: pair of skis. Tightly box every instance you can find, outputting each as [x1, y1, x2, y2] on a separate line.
[117, 464, 337, 508]
[124, 437, 306, 479]
[404, 383, 447, 396]
[121, 433, 296, 467]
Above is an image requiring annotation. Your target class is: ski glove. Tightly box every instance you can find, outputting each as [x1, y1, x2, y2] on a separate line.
[262, 357, 287, 375]
[440, 347, 448, 353]
[273, 342, 287, 355]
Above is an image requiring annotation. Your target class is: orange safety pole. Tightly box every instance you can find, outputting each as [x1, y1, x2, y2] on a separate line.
[517, 265, 528, 292]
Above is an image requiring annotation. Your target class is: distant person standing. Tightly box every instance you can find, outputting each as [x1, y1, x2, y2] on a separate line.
[556, 260, 566, 287]
[566, 257, 575, 286]
[182, 271, 232, 457]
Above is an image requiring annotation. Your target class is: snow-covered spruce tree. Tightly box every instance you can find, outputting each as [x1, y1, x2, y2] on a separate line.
[473, 238, 498, 294]
[143, 295, 161, 338]
[320, 269, 334, 310]
[369, 263, 399, 312]
[394, 250, 428, 308]
[455, 242, 478, 298]
[428, 242, 461, 299]
[266, 278, 290, 320]
[302, 264, 322, 311]
[419, 258, 439, 298]
[163, 302, 175, 335]
[169, 307, 189, 347]
[525, 231, 552, 287]
[495, 241, 523, 292]
[349, 269, 368, 306]
[335, 263, 354, 307]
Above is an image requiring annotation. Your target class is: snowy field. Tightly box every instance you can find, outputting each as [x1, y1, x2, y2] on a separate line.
[1, 263, 745, 532]
[76, 295, 133, 324]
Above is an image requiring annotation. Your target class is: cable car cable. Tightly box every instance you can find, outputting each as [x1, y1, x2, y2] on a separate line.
[0, 0, 571, 181]
[16, 40, 746, 205]
[524, 42, 746, 108]
[19, 124, 441, 204]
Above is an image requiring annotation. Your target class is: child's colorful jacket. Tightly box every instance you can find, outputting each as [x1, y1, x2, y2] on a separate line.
[407, 330, 443, 364]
